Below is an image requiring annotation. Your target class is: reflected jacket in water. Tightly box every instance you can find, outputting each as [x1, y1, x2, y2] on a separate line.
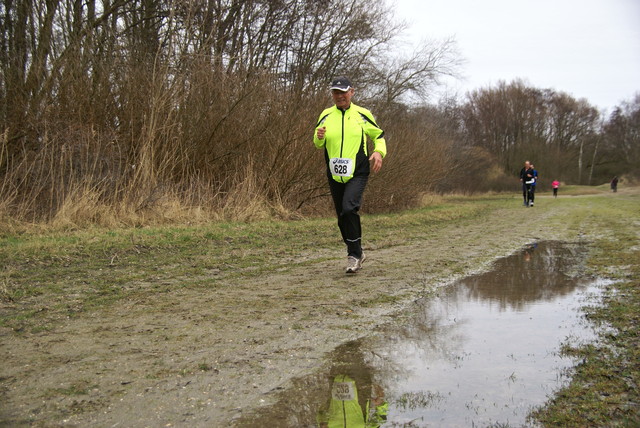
[316, 374, 388, 428]
[313, 103, 386, 183]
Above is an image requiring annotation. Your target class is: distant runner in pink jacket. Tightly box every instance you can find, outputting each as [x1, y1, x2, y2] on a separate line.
[552, 180, 560, 198]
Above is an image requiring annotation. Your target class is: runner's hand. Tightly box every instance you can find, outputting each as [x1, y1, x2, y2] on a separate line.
[369, 151, 382, 173]
[316, 127, 326, 139]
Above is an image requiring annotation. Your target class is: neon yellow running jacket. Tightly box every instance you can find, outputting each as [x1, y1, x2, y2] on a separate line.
[314, 103, 387, 183]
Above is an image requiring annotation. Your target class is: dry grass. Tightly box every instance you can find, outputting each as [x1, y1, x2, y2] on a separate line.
[0, 71, 472, 230]
[418, 193, 446, 207]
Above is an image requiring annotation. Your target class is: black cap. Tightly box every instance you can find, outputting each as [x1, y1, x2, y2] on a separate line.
[330, 77, 352, 91]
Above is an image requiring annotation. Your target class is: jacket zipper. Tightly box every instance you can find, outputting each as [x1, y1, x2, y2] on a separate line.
[339, 109, 345, 183]
[340, 374, 347, 427]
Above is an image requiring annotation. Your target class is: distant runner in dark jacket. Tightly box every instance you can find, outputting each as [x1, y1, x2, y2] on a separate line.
[519, 161, 535, 207]
[530, 164, 538, 206]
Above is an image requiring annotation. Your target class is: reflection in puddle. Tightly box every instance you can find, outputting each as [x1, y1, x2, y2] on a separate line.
[234, 242, 608, 427]
[373, 241, 606, 427]
[317, 374, 388, 428]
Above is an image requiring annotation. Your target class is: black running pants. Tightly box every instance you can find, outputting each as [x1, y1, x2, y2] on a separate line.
[525, 183, 534, 205]
[328, 175, 368, 258]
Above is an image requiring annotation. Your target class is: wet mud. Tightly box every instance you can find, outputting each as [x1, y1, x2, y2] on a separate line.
[3, 197, 624, 428]
[234, 241, 608, 427]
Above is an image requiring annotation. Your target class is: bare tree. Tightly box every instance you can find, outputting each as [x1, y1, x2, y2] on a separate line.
[363, 38, 462, 106]
[460, 80, 601, 183]
[0, 0, 466, 222]
[600, 93, 640, 180]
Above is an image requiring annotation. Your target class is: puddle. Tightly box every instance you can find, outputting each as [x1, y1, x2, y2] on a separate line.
[233, 241, 609, 427]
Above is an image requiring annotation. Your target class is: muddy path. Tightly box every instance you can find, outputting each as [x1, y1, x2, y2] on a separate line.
[0, 193, 632, 427]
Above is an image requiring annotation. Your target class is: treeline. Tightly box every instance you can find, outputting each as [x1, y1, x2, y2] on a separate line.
[1, 0, 638, 226]
[457, 81, 639, 188]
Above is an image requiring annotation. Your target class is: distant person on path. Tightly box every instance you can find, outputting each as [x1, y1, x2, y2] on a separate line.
[519, 161, 535, 207]
[611, 176, 619, 192]
[519, 161, 531, 206]
[314, 77, 387, 273]
[530, 164, 539, 206]
[552, 179, 560, 198]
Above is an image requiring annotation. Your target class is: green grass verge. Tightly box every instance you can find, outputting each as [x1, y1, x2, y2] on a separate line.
[0, 196, 493, 332]
[529, 193, 640, 426]
[1, 189, 638, 426]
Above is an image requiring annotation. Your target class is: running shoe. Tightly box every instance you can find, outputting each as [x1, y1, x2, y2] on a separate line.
[346, 253, 366, 273]
[346, 256, 359, 273]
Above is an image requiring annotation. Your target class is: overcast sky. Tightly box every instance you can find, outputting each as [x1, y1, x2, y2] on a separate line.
[393, 0, 640, 112]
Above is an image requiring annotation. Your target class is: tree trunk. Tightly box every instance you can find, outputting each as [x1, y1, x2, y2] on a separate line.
[578, 140, 584, 184]
[588, 138, 598, 185]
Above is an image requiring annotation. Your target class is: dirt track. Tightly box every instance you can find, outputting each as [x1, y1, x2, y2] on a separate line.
[0, 193, 628, 427]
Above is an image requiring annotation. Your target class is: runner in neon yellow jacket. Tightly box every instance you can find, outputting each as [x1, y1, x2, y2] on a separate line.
[313, 77, 387, 273]
[313, 103, 386, 183]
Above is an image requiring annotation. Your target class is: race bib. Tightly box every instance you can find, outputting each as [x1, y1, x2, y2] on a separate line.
[332, 382, 355, 401]
[330, 158, 353, 177]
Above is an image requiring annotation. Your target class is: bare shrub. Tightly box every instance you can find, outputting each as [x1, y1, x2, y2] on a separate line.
[364, 105, 460, 212]
[0, 0, 463, 227]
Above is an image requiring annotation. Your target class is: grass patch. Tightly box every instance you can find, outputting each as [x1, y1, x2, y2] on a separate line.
[45, 380, 96, 398]
[1, 189, 638, 426]
[554, 183, 610, 196]
[0, 196, 504, 332]
[395, 390, 445, 410]
[529, 193, 640, 426]
[357, 293, 403, 308]
[198, 363, 213, 372]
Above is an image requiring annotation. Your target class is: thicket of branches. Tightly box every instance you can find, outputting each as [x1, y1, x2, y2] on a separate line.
[0, 0, 461, 225]
[1, 0, 638, 227]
